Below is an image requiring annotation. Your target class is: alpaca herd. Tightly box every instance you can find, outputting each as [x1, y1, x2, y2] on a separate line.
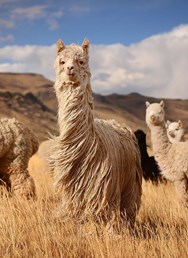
[145, 101, 188, 207]
[1, 38, 188, 229]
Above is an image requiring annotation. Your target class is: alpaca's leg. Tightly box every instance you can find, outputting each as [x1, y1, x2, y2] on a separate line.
[120, 171, 142, 227]
[7, 133, 37, 199]
[174, 178, 188, 207]
[8, 149, 36, 200]
[120, 193, 141, 228]
[9, 171, 36, 200]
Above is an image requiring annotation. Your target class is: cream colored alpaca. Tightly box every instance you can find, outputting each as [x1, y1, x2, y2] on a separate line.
[49, 38, 142, 227]
[145, 101, 188, 206]
[166, 120, 185, 143]
[0, 117, 38, 199]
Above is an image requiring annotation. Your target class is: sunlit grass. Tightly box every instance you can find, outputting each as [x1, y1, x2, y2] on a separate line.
[0, 155, 187, 258]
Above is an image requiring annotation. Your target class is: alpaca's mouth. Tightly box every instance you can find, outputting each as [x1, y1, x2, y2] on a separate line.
[150, 116, 157, 122]
[67, 72, 74, 77]
[66, 72, 76, 81]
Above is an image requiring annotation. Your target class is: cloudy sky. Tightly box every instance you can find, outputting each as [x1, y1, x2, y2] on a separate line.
[0, 0, 188, 98]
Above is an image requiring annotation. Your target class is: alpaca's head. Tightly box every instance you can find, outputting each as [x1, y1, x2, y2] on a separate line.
[145, 101, 165, 128]
[166, 120, 185, 143]
[54, 38, 91, 90]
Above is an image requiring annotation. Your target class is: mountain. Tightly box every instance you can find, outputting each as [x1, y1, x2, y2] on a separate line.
[0, 72, 188, 142]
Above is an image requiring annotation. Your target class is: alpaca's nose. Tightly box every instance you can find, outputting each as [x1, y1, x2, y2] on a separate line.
[66, 60, 75, 72]
[169, 131, 175, 137]
[67, 65, 74, 71]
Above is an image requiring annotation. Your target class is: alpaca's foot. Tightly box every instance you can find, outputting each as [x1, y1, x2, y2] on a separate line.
[12, 176, 36, 200]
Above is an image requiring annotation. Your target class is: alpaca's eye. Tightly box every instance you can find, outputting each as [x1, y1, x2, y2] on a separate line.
[60, 59, 65, 65]
[79, 60, 84, 65]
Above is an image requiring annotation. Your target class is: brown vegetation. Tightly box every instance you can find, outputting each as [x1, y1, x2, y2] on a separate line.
[0, 155, 188, 257]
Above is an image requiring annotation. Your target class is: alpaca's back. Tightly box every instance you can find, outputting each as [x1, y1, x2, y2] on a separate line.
[93, 119, 142, 220]
[0, 117, 38, 159]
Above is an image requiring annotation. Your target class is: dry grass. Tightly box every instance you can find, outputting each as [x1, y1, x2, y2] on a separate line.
[0, 155, 188, 258]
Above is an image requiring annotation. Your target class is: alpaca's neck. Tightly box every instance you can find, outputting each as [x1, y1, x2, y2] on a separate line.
[150, 122, 170, 156]
[56, 81, 94, 143]
[139, 144, 149, 159]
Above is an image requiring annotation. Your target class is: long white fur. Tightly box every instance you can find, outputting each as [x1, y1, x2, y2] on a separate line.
[49, 39, 143, 227]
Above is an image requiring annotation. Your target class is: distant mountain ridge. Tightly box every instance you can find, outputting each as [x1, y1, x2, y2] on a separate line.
[0, 72, 188, 142]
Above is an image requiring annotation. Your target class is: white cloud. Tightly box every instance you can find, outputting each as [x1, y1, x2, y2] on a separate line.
[51, 10, 64, 18]
[0, 24, 188, 99]
[46, 10, 63, 30]
[0, 44, 56, 80]
[90, 24, 188, 98]
[0, 4, 64, 37]
[47, 19, 58, 30]
[0, 18, 15, 28]
[0, 34, 14, 42]
[11, 5, 48, 20]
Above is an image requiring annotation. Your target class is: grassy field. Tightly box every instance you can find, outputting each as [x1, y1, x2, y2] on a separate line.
[0, 155, 188, 258]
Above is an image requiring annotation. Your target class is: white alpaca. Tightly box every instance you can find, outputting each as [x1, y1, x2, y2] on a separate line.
[0, 117, 38, 199]
[49, 38, 143, 227]
[166, 120, 185, 143]
[145, 100, 188, 206]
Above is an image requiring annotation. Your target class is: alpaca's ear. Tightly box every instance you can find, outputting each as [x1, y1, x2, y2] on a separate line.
[82, 38, 89, 53]
[56, 39, 65, 54]
[160, 100, 164, 107]
[166, 120, 171, 128]
[145, 101, 150, 107]
[178, 120, 183, 128]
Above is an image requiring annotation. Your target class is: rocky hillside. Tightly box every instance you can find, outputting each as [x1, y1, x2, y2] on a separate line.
[0, 72, 188, 142]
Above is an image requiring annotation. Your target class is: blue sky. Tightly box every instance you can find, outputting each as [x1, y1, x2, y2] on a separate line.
[0, 0, 188, 98]
[1, 0, 188, 46]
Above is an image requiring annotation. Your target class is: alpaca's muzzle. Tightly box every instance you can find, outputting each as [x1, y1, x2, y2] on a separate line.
[168, 131, 175, 137]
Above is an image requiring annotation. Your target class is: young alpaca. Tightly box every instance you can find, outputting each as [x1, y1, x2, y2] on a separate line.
[49, 38, 142, 227]
[145, 101, 188, 206]
[134, 129, 164, 184]
[0, 117, 38, 199]
[166, 120, 185, 143]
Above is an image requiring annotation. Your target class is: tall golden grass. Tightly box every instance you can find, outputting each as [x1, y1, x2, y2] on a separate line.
[0, 155, 188, 258]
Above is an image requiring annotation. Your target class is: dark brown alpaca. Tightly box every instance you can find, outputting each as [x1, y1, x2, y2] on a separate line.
[134, 129, 165, 184]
